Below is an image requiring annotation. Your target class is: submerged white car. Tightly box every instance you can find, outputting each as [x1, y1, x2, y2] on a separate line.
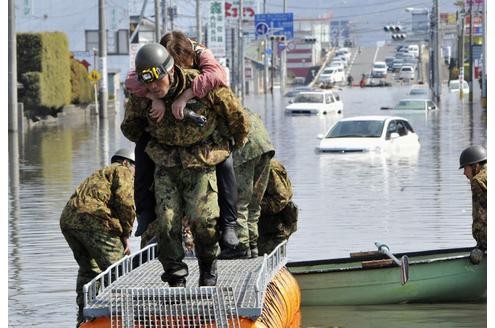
[448, 79, 470, 94]
[381, 98, 438, 112]
[317, 115, 420, 153]
[285, 90, 343, 115]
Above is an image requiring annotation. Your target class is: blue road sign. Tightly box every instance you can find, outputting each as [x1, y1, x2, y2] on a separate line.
[255, 13, 294, 40]
[256, 22, 269, 36]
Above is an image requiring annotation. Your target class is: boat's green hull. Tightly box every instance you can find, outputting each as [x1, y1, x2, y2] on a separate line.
[287, 248, 486, 306]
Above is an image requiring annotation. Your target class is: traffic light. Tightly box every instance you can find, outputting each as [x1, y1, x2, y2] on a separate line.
[391, 34, 406, 40]
[304, 37, 317, 43]
[384, 25, 405, 41]
[270, 35, 286, 41]
[383, 25, 403, 32]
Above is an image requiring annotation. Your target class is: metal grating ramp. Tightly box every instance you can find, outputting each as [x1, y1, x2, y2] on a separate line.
[83, 242, 287, 327]
[111, 287, 240, 328]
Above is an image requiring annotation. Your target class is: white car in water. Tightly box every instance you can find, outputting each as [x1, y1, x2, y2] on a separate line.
[286, 90, 343, 115]
[371, 61, 387, 78]
[381, 98, 438, 112]
[317, 115, 420, 153]
[448, 79, 470, 94]
[399, 65, 415, 80]
[319, 67, 345, 83]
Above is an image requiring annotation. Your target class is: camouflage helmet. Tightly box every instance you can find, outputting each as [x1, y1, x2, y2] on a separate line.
[111, 148, 135, 164]
[459, 145, 486, 169]
[135, 43, 174, 83]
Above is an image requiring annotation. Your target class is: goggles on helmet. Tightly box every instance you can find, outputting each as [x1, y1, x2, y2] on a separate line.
[137, 66, 166, 84]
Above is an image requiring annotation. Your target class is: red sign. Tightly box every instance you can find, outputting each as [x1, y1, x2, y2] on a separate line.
[225, 2, 255, 18]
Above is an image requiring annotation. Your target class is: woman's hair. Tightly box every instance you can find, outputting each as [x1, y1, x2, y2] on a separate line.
[160, 31, 194, 68]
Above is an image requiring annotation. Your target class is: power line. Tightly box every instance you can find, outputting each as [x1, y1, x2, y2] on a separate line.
[269, 0, 427, 10]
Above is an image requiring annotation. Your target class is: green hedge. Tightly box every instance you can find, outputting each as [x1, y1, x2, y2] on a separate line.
[71, 57, 94, 104]
[17, 32, 71, 117]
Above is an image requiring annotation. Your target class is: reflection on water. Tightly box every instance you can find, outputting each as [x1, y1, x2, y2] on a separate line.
[301, 303, 487, 328]
[244, 86, 486, 261]
[8, 86, 486, 327]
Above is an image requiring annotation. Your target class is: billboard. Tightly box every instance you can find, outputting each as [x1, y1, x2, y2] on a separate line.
[208, 0, 226, 58]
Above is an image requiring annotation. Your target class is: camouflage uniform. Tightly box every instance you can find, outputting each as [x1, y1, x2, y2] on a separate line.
[59, 163, 135, 324]
[122, 67, 249, 283]
[140, 219, 159, 248]
[471, 164, 487, 250]
[258, 159, 298, 255]
[233, 111, 275, 253]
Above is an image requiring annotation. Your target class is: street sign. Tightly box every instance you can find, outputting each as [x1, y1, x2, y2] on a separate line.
[88, 70, 101, 82]
[255, 22, 269, 36]
[254, 13, 293, 40]
[265, 48, 273, 55]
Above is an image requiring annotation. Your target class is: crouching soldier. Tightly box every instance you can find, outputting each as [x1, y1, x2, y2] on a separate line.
[60, 149, 136, 327]
[258, 159, 299, 255]
[220, 110, 275, 259]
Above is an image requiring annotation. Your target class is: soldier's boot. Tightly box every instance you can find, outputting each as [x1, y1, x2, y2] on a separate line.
[250, 247, 258, 258]
[218, 245, 249, 260]
[216, 156, 239, 249]
[134, 210, 156, 237]
[220, 222, 239, 249]
[161, 268, 188, 287]
[76, 306, 84, 328]
[198, 260, 218, 286]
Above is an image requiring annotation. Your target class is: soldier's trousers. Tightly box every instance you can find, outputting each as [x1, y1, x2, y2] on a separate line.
[235, 153, 272, 251]
[216, 155, 238, 227]
[61, 228, 124, 324]
[135, 132, 156, 221]
[135, 135, 236, 242]
[154, 165, 220, 277]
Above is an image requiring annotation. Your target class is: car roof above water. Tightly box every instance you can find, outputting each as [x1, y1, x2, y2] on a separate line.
[338, 115, 408, 122]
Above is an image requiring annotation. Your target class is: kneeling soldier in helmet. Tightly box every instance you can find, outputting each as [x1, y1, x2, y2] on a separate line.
[459, 145, 487, 264]
[59, 149, 136, 327]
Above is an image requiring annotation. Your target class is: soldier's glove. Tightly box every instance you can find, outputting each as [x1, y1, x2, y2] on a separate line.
[469, 247, 484, 265]
[184, 108, 207, 127]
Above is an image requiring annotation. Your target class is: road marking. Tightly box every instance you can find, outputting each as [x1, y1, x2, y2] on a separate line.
[373, 47, 379, 63]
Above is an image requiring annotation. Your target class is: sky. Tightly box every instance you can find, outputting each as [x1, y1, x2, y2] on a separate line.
[2, 0, 491, 325]
[164, 0, 460, 45]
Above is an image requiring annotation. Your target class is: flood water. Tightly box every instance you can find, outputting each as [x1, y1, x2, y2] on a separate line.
[8, 84, 487, 327]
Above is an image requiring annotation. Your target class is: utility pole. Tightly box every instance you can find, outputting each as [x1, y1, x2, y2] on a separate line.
[196, 0, 202, 43]
[98, 0, 108, 118]
[270, 35, 275, 94]
[468, 0, 473, 102]
[154, 0, 161, 42]
[238, 0, 244, 102]
[263, 1, 268, 94]
[433, 0, 441, 103]
[8, 0, 18, 132]
[161, 0, 167, 33]
[280, 0, 287, 91]
[481, 0, 486, 107]
[230, 27, 237, 94]
[459, 9, 465, 99]
[168, 5, 176, 30]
